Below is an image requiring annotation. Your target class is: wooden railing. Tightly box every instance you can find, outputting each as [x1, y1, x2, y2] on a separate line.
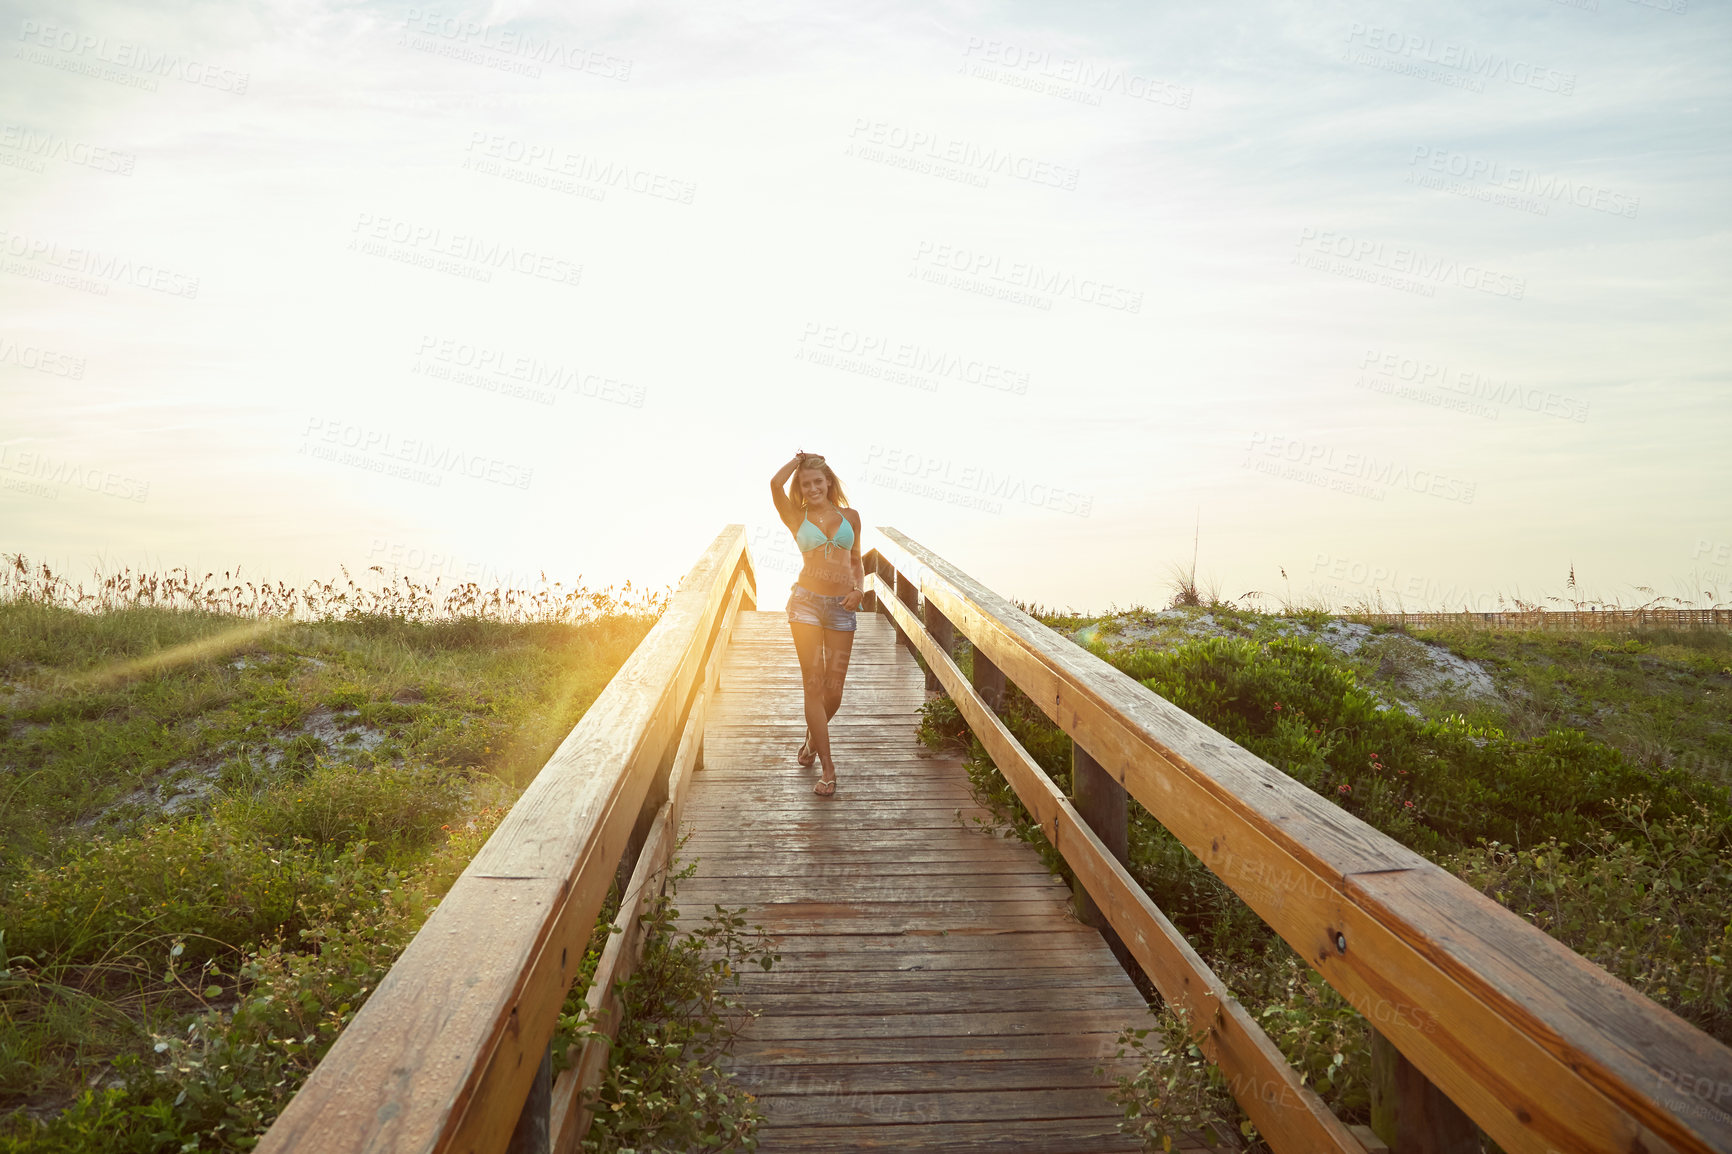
[255, 525, 755, 1154]
[865, 527, 1732, 1154]
[1351, 608, 1732, 632]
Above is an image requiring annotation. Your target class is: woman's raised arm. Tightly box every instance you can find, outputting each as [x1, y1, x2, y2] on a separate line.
[770, 453, 804, 519]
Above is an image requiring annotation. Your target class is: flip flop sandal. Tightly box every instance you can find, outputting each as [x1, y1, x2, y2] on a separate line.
[813, 773, 836, 796]
[797, 732, 815, 767]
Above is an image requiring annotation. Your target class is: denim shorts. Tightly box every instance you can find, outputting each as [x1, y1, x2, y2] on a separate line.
[786, 583, 857, 632]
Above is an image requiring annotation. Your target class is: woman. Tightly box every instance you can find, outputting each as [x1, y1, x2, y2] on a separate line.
[769, 451, 864, 797]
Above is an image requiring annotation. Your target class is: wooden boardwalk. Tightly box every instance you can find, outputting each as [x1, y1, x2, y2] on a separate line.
[257, 529, 1732, 1154]
[677, 609, 1171, 1152]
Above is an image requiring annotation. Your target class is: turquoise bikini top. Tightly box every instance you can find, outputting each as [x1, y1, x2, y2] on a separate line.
[795, 508, 854, 559]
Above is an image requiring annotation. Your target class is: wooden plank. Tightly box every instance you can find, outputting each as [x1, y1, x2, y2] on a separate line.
[721, 934, 1105, 957]
[748, 1117, 1147, 1153]
[678, 860, 1056, 880]
[730, 967, 1135, 994]
[723, 986, 1146, 1017]
[751, 1085, 1131, 1126]
[736, 1009, 1150, 1042]
[700, 910, 1090, 936]
[876, 571, 1365, 1154]
[733, 1033, 1138, 1065]
[872, 530, 1732, 1154]
[683, 828, 1032, 851]
[683, 789, 986, 807]
[675, 881, 1069, 904]
[679, 812, 1000, 832]
[258, 528, 750, 1154]
[727, 1057, 1125, 1093]
[679, 851, 1048, 873]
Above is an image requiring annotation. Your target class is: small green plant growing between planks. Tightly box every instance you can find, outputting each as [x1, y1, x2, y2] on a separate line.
[563, 856, 781, 1153]
[1102, 1004, 1265, 1152]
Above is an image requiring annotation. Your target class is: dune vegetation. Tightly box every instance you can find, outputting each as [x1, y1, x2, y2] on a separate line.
[0, 557, 774, 1153]
[918, 596, 1731, 1145]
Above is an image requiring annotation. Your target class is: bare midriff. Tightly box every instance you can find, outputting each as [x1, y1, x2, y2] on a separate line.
[797, 550, 855, 597]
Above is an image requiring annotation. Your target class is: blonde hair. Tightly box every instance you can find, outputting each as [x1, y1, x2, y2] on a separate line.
[791, 454, 850, 510]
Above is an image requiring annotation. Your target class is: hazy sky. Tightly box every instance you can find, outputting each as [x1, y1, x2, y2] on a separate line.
[2, 0, 1727, 614]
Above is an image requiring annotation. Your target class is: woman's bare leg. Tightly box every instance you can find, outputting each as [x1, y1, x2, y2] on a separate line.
[799, 632, 853, 764]
[789, 620, 834, 781]
[815, 628, 856, 786]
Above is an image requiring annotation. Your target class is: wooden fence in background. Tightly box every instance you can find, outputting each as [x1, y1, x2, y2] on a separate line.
[1352, 608, 1732, 631]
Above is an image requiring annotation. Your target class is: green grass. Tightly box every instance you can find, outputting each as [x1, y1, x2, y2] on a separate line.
[1407, 624, 1732, 792]
[0, 592, 658, 1149]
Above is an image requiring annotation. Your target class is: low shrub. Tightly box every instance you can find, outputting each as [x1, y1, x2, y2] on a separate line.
[576, 885, 778, 1150]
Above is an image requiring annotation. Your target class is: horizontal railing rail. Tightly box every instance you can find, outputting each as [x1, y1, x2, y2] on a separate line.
[256, 525, 756, 1154]
[867, 527, 1732, 1154]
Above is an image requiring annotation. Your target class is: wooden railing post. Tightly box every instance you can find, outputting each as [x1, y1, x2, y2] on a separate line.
[505, 1047, 552, 1154]
[894, 567, 919, 659]
[617, 735, 672, 896]
[1369, 1029, 1478, 1154]
[1071, 742, 1128, 931]
[922, 601, 952, 693]
[871, 554, 893, 626]
[970, 646, 1005, 712]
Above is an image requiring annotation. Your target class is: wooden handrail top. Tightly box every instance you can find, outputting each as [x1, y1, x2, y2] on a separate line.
[256, 526, 754, 1154]
[869, 528, 1732, 1154]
